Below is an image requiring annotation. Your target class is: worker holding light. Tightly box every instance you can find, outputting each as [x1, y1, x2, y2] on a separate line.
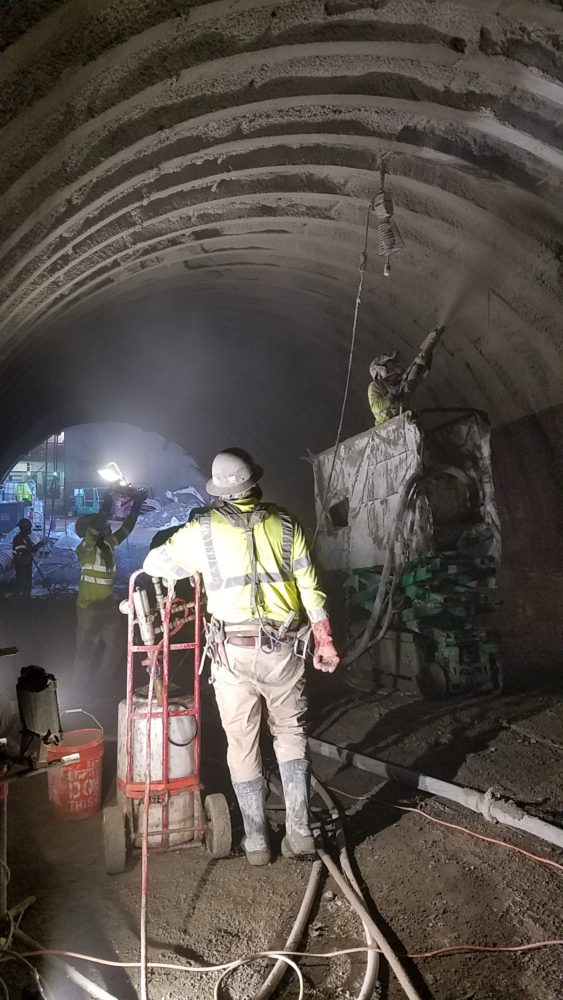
[71, 463, 146, 702]
[143, 449, 339, 866]
[368, 325, 445, 424]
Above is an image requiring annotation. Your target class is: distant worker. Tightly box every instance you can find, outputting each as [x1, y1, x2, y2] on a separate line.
[72, 487, 146, 700]
[368, 325, 445, 425]
[15, 481, 34, 505]
[144, 449, 340, 866]
[12, 518, 43, 598]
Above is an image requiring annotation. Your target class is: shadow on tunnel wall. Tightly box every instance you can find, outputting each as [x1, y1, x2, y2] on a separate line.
[492, 403, 563, 688]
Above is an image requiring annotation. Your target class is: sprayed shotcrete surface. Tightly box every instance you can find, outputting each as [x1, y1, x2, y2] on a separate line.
[0, 0, 561, 475]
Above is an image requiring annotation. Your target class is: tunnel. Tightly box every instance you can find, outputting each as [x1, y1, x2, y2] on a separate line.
[1, 0, 562, 660]
[0, 2, 562, 998]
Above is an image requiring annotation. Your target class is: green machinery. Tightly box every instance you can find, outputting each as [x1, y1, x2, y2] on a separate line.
[311, 410, 502, 697]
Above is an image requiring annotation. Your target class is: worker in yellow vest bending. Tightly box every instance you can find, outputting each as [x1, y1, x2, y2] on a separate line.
[144, 449, 339, 866]
[71, 488, 146, 701]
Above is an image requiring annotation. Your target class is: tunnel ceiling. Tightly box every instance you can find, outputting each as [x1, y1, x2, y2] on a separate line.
[0, 0, 562, 486]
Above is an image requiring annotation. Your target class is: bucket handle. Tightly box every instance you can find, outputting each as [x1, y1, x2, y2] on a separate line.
[63, 708, 103, 733]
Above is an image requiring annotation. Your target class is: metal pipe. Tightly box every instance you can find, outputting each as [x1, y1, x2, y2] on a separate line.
[309, 737, 563, 851]
[14, 928, 119, 1000]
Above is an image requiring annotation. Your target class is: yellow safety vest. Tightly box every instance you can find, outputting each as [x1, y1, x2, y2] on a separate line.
[156, 499, 327, 625]
[76, 531, 118, 609]
[368, 381, 402, 425]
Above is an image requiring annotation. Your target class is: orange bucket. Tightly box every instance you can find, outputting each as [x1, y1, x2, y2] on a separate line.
[47, 728, 104, 821]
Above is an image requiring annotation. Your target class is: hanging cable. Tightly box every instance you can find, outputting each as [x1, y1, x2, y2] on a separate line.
[311, 200, 375, 550]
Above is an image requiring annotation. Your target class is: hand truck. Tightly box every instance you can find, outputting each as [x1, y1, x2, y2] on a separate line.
[102, 570, 231, 873]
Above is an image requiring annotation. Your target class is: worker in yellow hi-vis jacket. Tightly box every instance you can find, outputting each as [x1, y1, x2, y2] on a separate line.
[368, 325, 445, 424]
[144, 449, 339, 866]
[71, 487, 146, 701]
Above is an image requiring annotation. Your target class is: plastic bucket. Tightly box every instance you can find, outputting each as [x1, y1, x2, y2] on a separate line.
[47, 728, 104, 821]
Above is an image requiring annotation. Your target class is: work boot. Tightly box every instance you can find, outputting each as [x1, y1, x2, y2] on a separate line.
[232, 777, 271, 866]
[279, 759, 316, 858]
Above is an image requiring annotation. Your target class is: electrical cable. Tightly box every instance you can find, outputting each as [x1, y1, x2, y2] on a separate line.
[11, 939, 563, 970]
[325, 785, 563, 873]
[0, 975, 8, 1000]
[312, 200, 374, 550]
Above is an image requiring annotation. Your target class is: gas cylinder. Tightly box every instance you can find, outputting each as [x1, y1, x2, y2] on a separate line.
[117, 692, 197, 847]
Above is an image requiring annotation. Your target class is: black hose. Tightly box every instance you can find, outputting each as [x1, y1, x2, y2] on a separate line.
[342, 472, 420, 665]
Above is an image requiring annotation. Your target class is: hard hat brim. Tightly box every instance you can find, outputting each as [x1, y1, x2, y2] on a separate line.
[206, 463, 263, 498]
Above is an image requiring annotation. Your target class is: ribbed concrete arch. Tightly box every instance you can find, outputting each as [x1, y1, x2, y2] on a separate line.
[0, 0, 561, 544]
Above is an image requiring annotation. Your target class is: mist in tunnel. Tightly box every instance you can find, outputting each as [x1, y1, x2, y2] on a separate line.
[0, 0, 560, 666]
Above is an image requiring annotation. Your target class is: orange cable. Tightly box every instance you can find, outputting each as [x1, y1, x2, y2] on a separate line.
[8, 940, 563, 970]
[325, 785, 563, 873]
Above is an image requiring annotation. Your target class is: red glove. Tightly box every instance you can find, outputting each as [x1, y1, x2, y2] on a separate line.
[311, 619, 340, 673]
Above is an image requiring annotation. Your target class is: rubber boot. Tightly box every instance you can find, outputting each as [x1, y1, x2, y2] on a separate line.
[232, 777, 271, 866]
[279, 759, 316, 858]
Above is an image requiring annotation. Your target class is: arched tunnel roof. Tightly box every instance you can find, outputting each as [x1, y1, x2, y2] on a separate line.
[0, 0, 561, 508]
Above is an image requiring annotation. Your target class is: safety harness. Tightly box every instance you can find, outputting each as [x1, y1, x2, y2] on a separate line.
[197, 503, 309, 665]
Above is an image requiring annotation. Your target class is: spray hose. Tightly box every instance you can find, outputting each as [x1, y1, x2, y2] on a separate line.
[342, 472, 421, 665]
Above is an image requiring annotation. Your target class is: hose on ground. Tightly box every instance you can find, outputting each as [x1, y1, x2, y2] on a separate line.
[316, 848, 423, 1000]
[252, 857, 323, 1000]
[311, 777, 379, 1000]
[260, 774, 379, 1000]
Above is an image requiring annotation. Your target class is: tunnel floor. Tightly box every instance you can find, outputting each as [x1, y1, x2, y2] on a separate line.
[1, 596, 561, 999]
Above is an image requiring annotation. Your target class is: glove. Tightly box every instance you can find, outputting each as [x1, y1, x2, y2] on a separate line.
[311, 619, 340, 673]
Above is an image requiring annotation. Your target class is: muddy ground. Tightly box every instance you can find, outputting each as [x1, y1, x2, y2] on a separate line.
[0, 594, 561, 1000]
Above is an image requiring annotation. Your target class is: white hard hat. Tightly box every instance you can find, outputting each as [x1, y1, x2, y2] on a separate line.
[206, 449, 263, 499]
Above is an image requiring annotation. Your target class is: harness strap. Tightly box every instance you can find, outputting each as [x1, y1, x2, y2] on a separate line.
[198, 504, 294, 614]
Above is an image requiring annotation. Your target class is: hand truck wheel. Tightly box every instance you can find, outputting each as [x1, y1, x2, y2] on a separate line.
[204, 793, 232, 859]
[103, 804, 128, 874]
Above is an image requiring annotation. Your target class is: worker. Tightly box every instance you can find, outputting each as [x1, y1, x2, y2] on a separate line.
[12, 518, 44, 598]
[71, 487, 146, 700]
[368, 325, 445, 424]
[143, 449, 340, 866]
[15, 481, 34, 505]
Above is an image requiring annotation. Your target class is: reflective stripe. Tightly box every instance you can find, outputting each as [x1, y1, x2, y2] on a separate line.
[293, 554, 312, 572]
[199, 509, 294, 593]
[80, 575, 113, 585]
[199, 514, 222, 589]
[206, 570, 287, 593]
[278, 512, 294, 576]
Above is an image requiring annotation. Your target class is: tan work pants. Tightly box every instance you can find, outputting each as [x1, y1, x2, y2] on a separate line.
[212, 640, 308, 784]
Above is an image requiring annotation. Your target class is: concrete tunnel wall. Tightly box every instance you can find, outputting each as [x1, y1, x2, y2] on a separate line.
[0, 0, 562, 666]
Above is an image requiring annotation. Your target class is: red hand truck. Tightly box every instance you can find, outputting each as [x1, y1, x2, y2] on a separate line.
[102, 570, 231, 874]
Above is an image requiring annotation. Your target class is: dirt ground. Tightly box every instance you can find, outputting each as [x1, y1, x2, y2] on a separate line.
[0, 594, 561, 1000]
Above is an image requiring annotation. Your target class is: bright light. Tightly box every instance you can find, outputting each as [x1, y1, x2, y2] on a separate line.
[97, 461, 127, 486]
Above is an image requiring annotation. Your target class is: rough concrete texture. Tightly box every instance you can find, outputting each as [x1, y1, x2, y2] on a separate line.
[0, 1, 561, 662]
[0, 1, 561, 469]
